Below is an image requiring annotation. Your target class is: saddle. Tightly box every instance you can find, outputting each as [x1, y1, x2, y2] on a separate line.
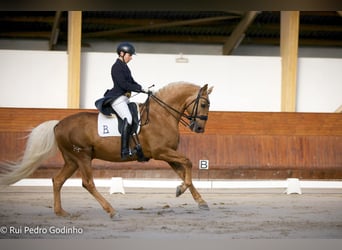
[95, 96, 149, 162]
[95, 96, 140, 134]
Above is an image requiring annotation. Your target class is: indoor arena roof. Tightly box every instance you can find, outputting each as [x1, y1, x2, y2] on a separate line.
[0, 11, 341, 52]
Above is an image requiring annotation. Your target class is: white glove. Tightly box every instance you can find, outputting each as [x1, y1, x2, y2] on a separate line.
[141, 88, 153, 94]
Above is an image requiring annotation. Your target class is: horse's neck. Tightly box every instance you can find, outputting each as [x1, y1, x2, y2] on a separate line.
[144, 86, 194, 126]
[155, 87, 194, 111]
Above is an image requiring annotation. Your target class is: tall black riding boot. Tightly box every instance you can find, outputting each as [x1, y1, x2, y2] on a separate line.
[121, 118, 132, 159]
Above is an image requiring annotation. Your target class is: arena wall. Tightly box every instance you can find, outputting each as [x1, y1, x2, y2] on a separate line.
[1, 108, 341, 180]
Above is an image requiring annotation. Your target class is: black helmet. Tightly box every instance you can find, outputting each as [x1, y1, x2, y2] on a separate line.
[116, 42, 136, 55]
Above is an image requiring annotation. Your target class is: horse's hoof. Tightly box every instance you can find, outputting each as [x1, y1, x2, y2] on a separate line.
[176, 185, 182, 197]
[109, 211, 116, 218]
[55, 210, 70, 217]
[110, 211, 121, 220]
[198, 203, 210, 211]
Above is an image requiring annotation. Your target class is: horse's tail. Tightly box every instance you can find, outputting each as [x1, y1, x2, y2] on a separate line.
[0, 120, 60, 185]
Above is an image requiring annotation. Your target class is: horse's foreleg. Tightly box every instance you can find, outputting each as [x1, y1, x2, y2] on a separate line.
[161, 154, 192, 195]
[52, 162, 78, 216]
[189, 185, 209, 210]
[156, 149, 209, 209]
[169, 162, 209, 210]
[78, 160, 116, 218]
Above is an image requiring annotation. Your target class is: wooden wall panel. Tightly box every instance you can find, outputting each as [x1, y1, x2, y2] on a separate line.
[200, 111, 342, 136]
[178, 135, 341, 169]
[0, 108, 341, 179]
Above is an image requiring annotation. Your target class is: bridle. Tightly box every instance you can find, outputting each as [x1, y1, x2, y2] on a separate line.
[140, 88, 210, 130]
[184, 90, 210, 130]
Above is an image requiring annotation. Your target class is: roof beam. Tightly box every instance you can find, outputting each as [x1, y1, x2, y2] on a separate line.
[49, 11, 62, 50]
[222, 11, 259, 55]
[83, 15, 239, 38]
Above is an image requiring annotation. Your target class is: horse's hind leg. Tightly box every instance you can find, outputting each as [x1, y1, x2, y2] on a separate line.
[52, 161, 78, 216]
[78, 160, 116, 218]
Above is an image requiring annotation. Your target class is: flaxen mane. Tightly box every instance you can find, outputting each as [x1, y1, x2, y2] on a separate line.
[155, 82, 199, 98]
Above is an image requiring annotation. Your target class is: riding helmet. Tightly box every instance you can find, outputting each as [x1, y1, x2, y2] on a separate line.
[116, 42, 136, 55]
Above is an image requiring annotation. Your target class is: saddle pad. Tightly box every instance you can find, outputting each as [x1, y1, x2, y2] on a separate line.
[97, 103, 141, 137]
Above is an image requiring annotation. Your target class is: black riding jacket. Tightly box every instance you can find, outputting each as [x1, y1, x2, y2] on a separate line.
[104, 58, 142, 100]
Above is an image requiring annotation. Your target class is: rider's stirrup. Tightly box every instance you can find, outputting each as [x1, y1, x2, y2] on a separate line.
[133, 144, 149, 162]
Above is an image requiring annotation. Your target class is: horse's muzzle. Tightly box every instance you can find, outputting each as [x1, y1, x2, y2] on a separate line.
[190, 122, 205, 133]
[194, 126, 205, 133]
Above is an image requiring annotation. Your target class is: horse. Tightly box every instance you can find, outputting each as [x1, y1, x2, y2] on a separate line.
[0, 82, 213, 218]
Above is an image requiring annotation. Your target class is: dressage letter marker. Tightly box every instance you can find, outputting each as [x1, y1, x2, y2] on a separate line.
[199, 160, 209, 170]
[103, 125, 110, 134]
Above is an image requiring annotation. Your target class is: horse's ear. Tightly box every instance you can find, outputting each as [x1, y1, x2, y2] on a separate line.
[201, 84, 213, 95]
[201, 84, 208, 94]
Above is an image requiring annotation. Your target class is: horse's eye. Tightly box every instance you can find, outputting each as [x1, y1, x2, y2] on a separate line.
[201, 103, 206, 108]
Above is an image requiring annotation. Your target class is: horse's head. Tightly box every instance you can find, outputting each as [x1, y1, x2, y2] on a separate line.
[185, 84, 213, 133]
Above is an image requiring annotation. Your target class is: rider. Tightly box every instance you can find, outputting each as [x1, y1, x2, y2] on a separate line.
[105, 42, 147, 159]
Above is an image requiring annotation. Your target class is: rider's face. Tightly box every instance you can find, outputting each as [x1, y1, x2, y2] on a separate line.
[120, 52, 133, 63]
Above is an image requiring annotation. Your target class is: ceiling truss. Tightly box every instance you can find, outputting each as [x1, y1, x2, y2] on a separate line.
[0, 11, 341, 54]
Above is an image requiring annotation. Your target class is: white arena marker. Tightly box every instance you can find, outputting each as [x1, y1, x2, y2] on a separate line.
[199, 160, 209, 170]
[286, 178, 302, 195]
[109, 177, 125, 194]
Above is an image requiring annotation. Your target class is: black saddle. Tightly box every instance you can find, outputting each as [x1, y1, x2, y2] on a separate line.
[95, 96, 140, 135]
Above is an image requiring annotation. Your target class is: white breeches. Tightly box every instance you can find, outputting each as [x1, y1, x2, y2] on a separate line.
[111, 95, 132, 125]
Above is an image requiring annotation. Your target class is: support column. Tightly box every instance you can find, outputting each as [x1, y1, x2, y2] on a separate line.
[67, 11, 82, 108]
[280, 11, 300, 112]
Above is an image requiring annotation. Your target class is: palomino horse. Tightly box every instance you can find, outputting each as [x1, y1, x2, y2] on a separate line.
[0, 82, 213, 218]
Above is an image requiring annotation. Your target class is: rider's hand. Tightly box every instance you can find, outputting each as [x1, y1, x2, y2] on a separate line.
[141, 88, 152, 94]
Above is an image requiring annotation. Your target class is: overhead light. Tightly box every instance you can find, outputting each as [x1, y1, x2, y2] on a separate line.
[175, 53, 189, 63]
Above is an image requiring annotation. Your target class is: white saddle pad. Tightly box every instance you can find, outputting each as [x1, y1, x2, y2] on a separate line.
[97, 104, 141, 137]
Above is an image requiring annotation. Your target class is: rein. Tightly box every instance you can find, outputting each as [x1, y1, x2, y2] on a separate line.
[139, 88, 210, 129]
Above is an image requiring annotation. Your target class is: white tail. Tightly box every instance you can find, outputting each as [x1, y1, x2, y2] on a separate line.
[0, 120, 60, 185]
